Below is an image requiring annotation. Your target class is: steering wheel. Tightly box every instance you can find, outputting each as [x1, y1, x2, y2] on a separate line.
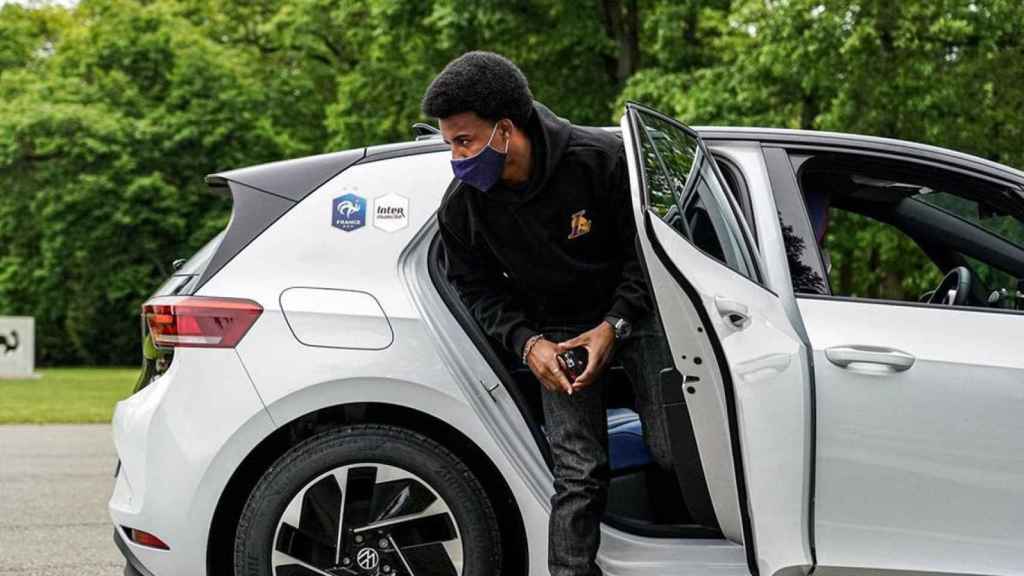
[927, 266, 972, 306]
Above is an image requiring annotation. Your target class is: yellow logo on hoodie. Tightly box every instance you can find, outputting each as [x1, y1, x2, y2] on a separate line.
[568, 210, 591, 239]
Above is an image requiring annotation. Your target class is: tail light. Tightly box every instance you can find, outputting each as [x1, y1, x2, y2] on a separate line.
[143, 296, 262, 349]
[124, 527, 170, 550]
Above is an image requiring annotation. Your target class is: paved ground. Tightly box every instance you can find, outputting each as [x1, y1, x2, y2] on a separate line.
[0, 425, 123, 575]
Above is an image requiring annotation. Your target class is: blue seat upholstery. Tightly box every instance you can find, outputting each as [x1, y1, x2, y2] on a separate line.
[607, 408, 651, 471]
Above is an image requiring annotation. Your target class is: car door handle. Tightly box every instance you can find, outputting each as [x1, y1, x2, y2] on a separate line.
[825, 345, 915, 372]
[714, 297, 751, 329]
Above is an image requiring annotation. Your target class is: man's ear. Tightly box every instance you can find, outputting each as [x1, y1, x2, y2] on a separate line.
[500, 118, 515, 139]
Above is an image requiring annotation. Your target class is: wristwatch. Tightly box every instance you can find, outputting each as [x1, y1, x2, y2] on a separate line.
[604, 315, 632, 341]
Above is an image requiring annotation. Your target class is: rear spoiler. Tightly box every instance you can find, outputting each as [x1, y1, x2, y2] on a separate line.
[205, 148, 366, 202]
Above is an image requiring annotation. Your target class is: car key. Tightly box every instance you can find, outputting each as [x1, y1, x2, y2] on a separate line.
[558, 346, 589, 381]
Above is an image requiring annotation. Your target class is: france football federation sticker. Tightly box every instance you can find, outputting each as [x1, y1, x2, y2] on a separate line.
[332, 193, 366, 232]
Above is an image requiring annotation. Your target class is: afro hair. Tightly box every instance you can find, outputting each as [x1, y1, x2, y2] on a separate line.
[421, 51, 534, 128]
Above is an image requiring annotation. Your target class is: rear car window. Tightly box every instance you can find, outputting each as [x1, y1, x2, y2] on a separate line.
[153, 230, 226, 296]
[635, 111, 755, 280]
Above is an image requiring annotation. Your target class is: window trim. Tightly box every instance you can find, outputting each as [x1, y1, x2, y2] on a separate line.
[713, 154, 758, 245]
[628, 104, 765, 287]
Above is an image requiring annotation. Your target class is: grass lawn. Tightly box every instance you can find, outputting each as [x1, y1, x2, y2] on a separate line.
[0, 367, 140, 424]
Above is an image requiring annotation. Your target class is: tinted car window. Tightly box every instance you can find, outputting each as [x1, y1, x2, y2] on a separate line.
[636, 111, 754, 280]
[786, 150, 1024, 310]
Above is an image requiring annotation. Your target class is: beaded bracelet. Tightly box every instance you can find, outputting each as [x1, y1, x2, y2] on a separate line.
[521, 334, 545, 365]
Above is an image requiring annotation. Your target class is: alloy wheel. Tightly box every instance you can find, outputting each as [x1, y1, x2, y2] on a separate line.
[271, 463, 464, 576]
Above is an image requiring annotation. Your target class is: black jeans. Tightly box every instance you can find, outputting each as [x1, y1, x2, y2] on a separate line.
[538, 313, 674, 576]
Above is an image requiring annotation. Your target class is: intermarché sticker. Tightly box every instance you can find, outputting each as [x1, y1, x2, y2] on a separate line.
[372, 193, 409, 232]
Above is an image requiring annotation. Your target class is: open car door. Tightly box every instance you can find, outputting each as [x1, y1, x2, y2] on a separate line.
[621, 103, 814, 576]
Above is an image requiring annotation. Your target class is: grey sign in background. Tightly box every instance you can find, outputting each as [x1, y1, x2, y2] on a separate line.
[0, 316, 34, 379]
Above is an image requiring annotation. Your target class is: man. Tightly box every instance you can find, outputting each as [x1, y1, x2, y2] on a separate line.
[422, 51, 673, 576]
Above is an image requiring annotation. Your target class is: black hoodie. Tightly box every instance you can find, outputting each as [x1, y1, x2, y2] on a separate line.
[438, 102, 651, 358]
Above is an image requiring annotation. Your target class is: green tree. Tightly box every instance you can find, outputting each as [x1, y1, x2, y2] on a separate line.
[621, 0, 1024, 299]
[0, 0, 297, 364]
[2, 0, 1023, 365]
[321, 0, 638, 149]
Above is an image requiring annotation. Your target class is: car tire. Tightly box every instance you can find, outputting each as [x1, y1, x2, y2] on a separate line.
[234, 424, 502, 576]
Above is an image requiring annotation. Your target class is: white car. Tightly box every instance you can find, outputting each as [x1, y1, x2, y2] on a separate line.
[110, 103, 1024, 576]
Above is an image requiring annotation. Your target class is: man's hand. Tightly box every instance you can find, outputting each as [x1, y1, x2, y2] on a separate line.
[557, 322, 616, 391]
[526, 338, 574, 395]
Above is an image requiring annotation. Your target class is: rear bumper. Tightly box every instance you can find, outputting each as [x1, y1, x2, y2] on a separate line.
[109, 347, 275, 576]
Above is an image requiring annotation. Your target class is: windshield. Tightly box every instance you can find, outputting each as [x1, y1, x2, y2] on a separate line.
[913, 187, 1024, 250]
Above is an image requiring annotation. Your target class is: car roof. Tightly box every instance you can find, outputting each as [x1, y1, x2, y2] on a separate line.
[696, 127, 1024, 182]
[365, 126, 1024, 186]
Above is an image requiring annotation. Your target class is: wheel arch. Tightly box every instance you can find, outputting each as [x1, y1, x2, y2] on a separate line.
[206, 400, 529, 576]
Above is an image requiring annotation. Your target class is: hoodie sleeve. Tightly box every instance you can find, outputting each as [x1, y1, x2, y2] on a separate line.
[606, 146, 653, 324]
[438, 199, 539, 360]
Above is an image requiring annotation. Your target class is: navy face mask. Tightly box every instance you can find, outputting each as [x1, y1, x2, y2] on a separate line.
[451, 123, 508, 192]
